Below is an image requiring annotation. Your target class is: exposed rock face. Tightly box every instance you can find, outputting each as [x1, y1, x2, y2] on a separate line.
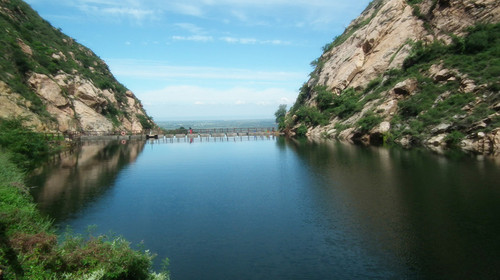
[17, 38, 32, 56]
[0, 0, 154, 134]
[28, 74, 68, 107]
[296, 0, 500, 155]
[0, 81, 44, 130]
[1, 71, 150, 133]
[462, 129, 500, 155]
[393, 79, 418, 95]
[20, 73, 147, 132]
[314, 0, 425, 92]
[313, 0, 500, 93]
[73, 100, 113, 131]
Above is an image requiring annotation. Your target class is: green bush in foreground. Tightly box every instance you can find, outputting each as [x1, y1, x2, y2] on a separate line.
[0, 147, 168, 279]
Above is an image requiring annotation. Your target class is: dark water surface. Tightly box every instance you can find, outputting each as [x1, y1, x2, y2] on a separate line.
[29, 138, 500, 279]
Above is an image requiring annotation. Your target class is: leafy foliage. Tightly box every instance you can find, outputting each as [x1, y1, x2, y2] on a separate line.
[315, 85, 334, 111]
[393, 22, 500, 143]
[444, 131, 465, 148]
[295, 106, 328, 126]
[274, 104, 287, 130]
[363, 76, 383, 94]
[397, 76, 439, 118]
[290, 83, 311, 114]
[406, 0, 438, 29]
[447, 23, 500, 87]
[137, 114, 154, 130]
[0, 117, 51, 170]
[356, 112, 383, 133]
[402, 40, 447, 69]
[296, 124, 308, 137]
[0, 152, 168, 280]
[330, 88, 364, 119]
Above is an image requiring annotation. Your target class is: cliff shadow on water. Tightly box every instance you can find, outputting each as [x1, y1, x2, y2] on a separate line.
[281, 138, 500, 279]
[28, 140, 147, 224]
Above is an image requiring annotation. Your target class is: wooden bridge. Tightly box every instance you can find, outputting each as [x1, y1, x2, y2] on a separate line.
[190, 127, 276, 134]
[161, 129, 278, 143]
[62, 127, 278, 141]
[63, 130, 146, 140]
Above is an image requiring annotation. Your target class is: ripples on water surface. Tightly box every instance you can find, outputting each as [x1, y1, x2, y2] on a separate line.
[29, 137, 500, 279]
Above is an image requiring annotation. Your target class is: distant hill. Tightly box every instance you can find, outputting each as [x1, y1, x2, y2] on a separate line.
[0, 0, 154, 133]
[157, 119, 277, 130]
[285, 0, 500, 155]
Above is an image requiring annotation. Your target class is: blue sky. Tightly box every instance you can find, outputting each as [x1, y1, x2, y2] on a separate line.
[25, 0, 371, 121]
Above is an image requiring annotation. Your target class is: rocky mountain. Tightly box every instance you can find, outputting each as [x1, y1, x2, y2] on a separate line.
[0, 0, 154, 133]
[286, 0, 500, 155]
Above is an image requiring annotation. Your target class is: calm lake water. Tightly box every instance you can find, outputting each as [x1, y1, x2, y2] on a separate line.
[29, 137, 500, 279]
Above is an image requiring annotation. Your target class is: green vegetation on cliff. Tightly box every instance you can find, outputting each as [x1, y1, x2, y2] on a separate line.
[0, 0, 153, 128]
[285, 22, 500, 148]
[0, 117, 53, 170]
[389, 23, 500, 143]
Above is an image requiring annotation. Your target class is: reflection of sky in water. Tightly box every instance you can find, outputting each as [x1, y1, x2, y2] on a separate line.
[30, 139, 500, 280]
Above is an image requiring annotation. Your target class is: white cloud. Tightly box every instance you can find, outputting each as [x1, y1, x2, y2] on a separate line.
[170, 0, 367, 28]
[221, 37, 256, 44]
[230, 10, 248, 22]
[219, 37, 290, 45]
[139, 85, 296, 119]
[44, 0, 369, 28]
[140, 85, 296, 106]
[101, 7, 154, 18]
[220, 37, 238, 44]
[108, 59, 306, 83]
[78, 0, 121, 5]
[280, 97, 291, 104]
[172, 35, 214, 42]
[169, 3, 203, 17]
[239, 38, 258, 44]
[77, 4, 155, 20]
[174, 23, 206, 34]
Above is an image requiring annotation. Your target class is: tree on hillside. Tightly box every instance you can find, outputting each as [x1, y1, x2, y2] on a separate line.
[275, 104, 287, 130]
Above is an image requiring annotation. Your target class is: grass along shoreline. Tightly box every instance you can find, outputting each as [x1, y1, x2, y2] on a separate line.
[0, 118, 169, 279]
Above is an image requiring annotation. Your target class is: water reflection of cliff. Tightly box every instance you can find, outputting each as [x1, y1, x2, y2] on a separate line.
[29, 140, 146, 223]
[281, 138, 500, 279]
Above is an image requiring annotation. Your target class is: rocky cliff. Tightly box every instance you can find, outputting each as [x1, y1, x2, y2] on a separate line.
[287, 0, 500, 155]
[0, 0, 154, 133]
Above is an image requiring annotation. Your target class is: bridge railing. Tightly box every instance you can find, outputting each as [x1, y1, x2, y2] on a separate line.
[59, 128, 277, 139]
[192, 127, 276, 134]
[64, 130, 146, 139]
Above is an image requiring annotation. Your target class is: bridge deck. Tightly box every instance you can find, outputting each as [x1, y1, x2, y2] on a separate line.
[153, 133, 278, 143]
[64, 127, 278, 140]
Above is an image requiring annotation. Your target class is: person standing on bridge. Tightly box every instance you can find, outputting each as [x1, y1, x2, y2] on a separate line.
[189, 127, 193, 143]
